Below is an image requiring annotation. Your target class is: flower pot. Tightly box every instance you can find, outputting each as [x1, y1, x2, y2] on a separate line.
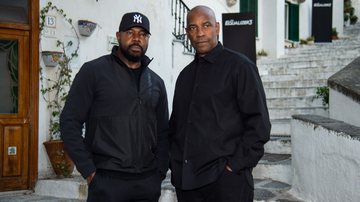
[41, 51, 63, 67]
[43, 140, 74, 178]
[78, 20, 97, 37]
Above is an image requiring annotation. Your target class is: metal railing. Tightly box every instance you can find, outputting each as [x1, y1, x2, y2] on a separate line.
[171, 0, 195, 54]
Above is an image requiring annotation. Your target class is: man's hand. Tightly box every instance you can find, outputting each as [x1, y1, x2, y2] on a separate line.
[86, 172, 96, 185]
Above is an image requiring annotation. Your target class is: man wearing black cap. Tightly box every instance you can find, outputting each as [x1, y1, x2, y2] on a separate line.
[61, 12, 169, 202]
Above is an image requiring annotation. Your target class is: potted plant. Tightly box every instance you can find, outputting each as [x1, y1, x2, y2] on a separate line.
[40, 2, 79, 178]
[331, 27, 339, 40]
[350, 15, 358, 25]
[344, 0, 358, 25]
[306, 36, 315, 44]
[344, 13, 350, 26]
[40, 40, 78, 178]
[41, 51, 63, 67]
[257, 49, 268, 58]
[78, 19, 97, 36]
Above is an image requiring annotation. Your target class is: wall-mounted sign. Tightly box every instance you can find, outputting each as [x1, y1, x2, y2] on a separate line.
[312, 0, 333, 42]
[222, 12, 256, 64]
[45, 15, 56, 28]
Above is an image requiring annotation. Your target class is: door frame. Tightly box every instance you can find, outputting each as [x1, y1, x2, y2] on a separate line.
[28, 0, 39, 190]
[0, 0, 39, 190]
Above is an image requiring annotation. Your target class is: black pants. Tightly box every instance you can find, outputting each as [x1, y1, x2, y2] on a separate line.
[176, 169, 253, 202]
[87, 171, 161, 202]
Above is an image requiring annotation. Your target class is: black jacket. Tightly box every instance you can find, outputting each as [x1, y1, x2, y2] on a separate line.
[60, 47, 169, 179]
[169, 43, 271, 190]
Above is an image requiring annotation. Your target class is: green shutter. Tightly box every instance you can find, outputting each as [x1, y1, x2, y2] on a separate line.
[288, 3, 299, 41]
[240, 0, 258, 36]
[240, 0, 249, 12]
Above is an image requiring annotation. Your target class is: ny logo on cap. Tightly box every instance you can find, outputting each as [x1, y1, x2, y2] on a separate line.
[133, 14, 142, 24]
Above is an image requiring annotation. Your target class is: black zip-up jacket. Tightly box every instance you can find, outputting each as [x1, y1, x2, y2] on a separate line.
[60, 46, 169, 179]
[169, 43, 271, 190]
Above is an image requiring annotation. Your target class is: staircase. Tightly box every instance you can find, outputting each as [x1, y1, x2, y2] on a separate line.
[253, 23, 360, 189]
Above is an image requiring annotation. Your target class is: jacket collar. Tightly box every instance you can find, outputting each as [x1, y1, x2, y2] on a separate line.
[111, 46, 153, 68]
[195, 42, 223, 64]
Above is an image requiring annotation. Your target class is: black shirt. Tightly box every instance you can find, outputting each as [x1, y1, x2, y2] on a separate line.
[169, 43, 271, 190]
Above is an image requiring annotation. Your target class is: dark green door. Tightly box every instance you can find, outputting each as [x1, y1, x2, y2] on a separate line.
[288, 2, 299, 41]
[240, 0, 258, 36]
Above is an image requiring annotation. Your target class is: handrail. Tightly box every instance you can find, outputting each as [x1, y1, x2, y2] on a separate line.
[171, 0, 194, 54]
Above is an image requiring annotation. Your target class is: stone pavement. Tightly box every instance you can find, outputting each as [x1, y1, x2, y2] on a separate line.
[253, 179, 302, 202]
[0, 178, 303, 202]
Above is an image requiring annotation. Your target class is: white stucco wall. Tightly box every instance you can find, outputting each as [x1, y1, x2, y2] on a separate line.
[169, 41, 193, 112]
[261, 0, 285, 58]
[329, 88, 360, 127]
[256, 1, 263, 51]
[299, 0, 313, 39]
[290, 118, 360, 201]
[333, 0, 344, 36]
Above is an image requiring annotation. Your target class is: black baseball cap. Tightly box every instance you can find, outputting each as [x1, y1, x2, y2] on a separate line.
[119, 12, 150, 34]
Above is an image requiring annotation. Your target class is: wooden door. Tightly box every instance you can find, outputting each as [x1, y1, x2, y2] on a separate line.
[0, 0, 39, 191]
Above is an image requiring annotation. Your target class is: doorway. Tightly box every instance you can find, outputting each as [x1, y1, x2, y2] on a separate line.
[286, 1, 299, 42]
[0, 0, 39, 191]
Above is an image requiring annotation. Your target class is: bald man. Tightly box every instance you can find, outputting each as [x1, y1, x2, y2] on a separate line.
[169, 5, 271, 202]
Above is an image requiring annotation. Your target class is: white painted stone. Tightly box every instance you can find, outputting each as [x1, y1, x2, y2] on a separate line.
[329, 88, 360, 127]
[270, 119, 291, 136]
[290, 118, 360, 201]
[35, 176, 87, 199]
[264, 137, 291, 154]
[159, 189, 178, 202]
[253, 159, 292, 185]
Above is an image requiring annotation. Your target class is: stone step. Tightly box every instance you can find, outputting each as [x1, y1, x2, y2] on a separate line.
[284, 49, 360, 60]
[286, 42, 360, 53]
[159, 171, 176, 202]
[265, 135, 291, 154]
[262, 44, 360, 56]
[266, 96, 323, 108]
[253, 153, 292, 185]
[254, 179, 299, 202]
[262, 79, 327, 88]
[268, 106, 328, 120]
[258, 57, 355, 70]
[264, 87, 317, 98]
[263, 65, 344, 77]
[287, 49, 360, 59]
[261, 71, 335, 82]
[285, 39, 360, 51]
[35, 176, 87, 200]
[34, 173, 178, 201]
[270, 119, 291, 136]
[0, 190, 85, 202]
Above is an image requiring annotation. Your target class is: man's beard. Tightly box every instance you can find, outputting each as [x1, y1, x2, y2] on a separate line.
[120, 44, 145, 62]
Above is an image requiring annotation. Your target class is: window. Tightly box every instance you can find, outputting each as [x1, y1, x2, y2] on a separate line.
[0, 0, 28, 24]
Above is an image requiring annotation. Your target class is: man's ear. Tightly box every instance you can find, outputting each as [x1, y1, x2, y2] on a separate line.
[116, 32, 121, 41]
[215, 22, 220, 35]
